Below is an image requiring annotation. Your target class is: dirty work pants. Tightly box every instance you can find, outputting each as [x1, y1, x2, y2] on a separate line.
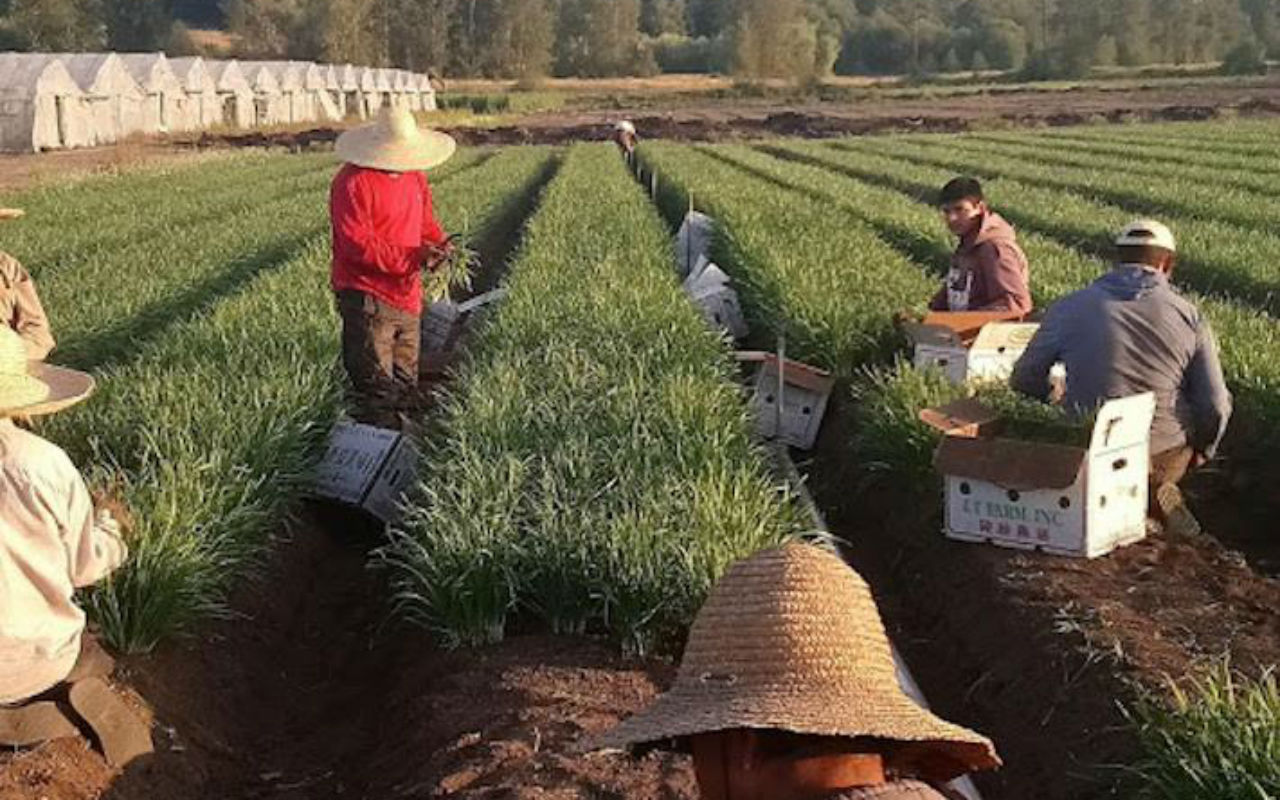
[1149, 445, 1195, 516]
[336, 290, 420, 427]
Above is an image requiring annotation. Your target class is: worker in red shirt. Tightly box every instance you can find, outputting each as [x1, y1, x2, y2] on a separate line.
[330, 104, 456, 427]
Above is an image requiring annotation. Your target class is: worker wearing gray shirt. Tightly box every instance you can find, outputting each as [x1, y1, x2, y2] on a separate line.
[1011, 220, 1232, 536]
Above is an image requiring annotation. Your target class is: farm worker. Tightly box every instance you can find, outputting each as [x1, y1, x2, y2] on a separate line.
[1010, 220, 1232, 537]
[597, 544, 1000, 800]
[0, 326, 151, 765]
[930, 177, 1032, 316]
[614, 120, 639, 157]
[0, 207, 56, 360]
[330, 105, 456, 427]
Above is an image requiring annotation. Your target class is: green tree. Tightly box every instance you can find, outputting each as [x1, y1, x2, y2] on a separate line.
[4, 0, 103, 49]
[101, 0, 175, 50]
[640, 0, 685, 35]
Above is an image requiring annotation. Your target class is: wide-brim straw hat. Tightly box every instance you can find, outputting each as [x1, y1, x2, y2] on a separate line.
[595, 544, 1000, 781]
[336, 104, 456, 172]
[0, 208, 24, 221]
[0, 328, 92, 417]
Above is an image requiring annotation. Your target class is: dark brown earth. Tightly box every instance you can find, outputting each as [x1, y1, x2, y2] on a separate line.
[0, 505, 697, 800]
[180, 78, 1280, 150]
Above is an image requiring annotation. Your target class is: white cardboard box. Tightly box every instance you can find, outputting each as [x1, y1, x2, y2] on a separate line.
[313, 421, 420, 523]
[743, 353, 835, 451]
[905, 312, 1039, 385]
[675, 211, 715, 280]
[925, 393, 1156, 558]
[684, 260, 748, 341]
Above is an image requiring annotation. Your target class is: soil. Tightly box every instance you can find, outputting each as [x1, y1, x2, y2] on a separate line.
[804, 395, 1280, 800]
[0, 143, 228, 194]
[173, 77, 1280, 150]
[0, 505, 696, 800]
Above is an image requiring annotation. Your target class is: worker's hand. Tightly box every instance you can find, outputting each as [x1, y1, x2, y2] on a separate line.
[94, 508, 121, 538]
[90, 488, 134, 537]
[1192, 452, 1210, 469]
[892, 309, 920, 328]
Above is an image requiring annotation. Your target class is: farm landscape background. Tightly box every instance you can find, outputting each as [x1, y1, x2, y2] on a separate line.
[1, 57, 1280, 800]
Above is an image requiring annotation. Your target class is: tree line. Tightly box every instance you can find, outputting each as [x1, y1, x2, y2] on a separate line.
[1, 0, 1276, 80]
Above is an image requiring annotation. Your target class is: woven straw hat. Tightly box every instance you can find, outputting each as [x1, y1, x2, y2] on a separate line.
[596, 544, 1000, 780]
[0, 327, 92, 417]
[0, 208, 24, 221]
[336, 104, 456, 172]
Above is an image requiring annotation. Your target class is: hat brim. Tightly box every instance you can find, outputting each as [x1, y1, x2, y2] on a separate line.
[0, 363, 94, 417]
[335, 125, 457, 172]
[0, 209, 24, 221]
[589, 684, 1000, 781]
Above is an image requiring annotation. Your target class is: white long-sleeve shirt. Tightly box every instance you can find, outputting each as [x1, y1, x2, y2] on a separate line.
[0, 419, 127, 704]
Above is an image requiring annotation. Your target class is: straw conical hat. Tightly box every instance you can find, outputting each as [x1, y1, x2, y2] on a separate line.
[335, 104, 456, 172]
[0, 327, 92, 417]
[0, 208, 24, 221]
[596, 544, 1000, 780]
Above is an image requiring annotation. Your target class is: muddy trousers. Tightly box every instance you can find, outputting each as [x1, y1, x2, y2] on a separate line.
[336, 290, 420, 427]
[1149, 446, 1194, 516]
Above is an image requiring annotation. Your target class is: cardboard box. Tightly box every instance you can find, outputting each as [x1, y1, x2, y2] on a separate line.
[904, 311, 1037, 385]
[313, 421, 420, 523]
[421, 289, 509, 357]
[684, 259, 748, 341]
[741, 353, 835, 450]
[923, 393, 1156, 558]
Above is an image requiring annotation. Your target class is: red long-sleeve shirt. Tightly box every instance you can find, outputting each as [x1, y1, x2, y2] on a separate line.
[329, 164, 447, 315]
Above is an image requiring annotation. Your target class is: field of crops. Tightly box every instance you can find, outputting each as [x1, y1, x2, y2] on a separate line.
[1, 119, 1278, 799]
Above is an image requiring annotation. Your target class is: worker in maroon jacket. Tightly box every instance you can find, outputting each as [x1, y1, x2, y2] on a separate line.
[930, 177, 1032, 316]
[330, 104, 456, 427]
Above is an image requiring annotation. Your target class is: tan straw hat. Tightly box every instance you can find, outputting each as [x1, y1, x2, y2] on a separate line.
[0, 208, 24, 221]
[336, 104, 456, 172]
[0, 327, 92, 417]
[596, 544, 1000, 780]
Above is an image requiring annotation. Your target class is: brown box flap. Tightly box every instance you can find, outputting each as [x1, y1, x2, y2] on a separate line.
[739, 352, 835, 394]
[922, 310, 1027, 345]
[934, 436, 1085, 491]
[918, 398, 1004, 438]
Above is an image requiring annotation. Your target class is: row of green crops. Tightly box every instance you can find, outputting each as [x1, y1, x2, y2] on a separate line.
[642, 126, 1280, 797]
[382, 143, 803, 656]
[641, 142, 936, 378]
[775, 139, 1280, 462]
[4, 146, 551, 653]
[836, 136, 1280, 317]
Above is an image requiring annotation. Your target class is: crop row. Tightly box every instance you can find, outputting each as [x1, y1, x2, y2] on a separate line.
[26, 147, 550, 652]
[383, 143, 802, 656]
[642, 142, 935, 377]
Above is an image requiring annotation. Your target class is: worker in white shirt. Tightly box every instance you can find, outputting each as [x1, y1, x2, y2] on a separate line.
[0, 325, 151, 766]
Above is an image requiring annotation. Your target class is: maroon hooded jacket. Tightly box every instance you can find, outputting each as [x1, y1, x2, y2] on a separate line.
[929, 212, 1032, 315]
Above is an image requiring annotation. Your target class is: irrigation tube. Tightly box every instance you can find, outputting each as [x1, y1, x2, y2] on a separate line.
[775, 446, 984, 800]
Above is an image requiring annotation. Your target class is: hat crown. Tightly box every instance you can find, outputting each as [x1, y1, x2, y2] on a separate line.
[383, 104, 420, 141]
[675, 545, 897, 696]
[1116, 218, 1176, 252]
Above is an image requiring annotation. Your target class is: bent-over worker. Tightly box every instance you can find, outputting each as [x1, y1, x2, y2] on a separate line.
[597, 543, 1000, 800]
[1011, 220, 1232, 537]
[0, 207, 56, 360]
[330, 105, 456, 427]
[614, 120, 638, 158]
[931, 177, 1032, 316]
[0, 326, 151, 766]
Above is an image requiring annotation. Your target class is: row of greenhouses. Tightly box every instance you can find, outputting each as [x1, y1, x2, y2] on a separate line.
[0, 52, 438, 153]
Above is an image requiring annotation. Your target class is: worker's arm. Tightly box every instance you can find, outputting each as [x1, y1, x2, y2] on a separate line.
[420, 177, 448, 250]
[969, 241, 1032, 314]
[10, 259, 55, 360]
[1010, 308, 1063, 402]
[331, 173, 421, 276]
[927, 283, 949, 311]
[1184, 319, 1233, 460]
[55, 459, 128, 589]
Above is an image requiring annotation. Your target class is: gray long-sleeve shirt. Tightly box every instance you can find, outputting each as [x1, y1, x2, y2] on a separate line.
[1011, 265, 1232, 458]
